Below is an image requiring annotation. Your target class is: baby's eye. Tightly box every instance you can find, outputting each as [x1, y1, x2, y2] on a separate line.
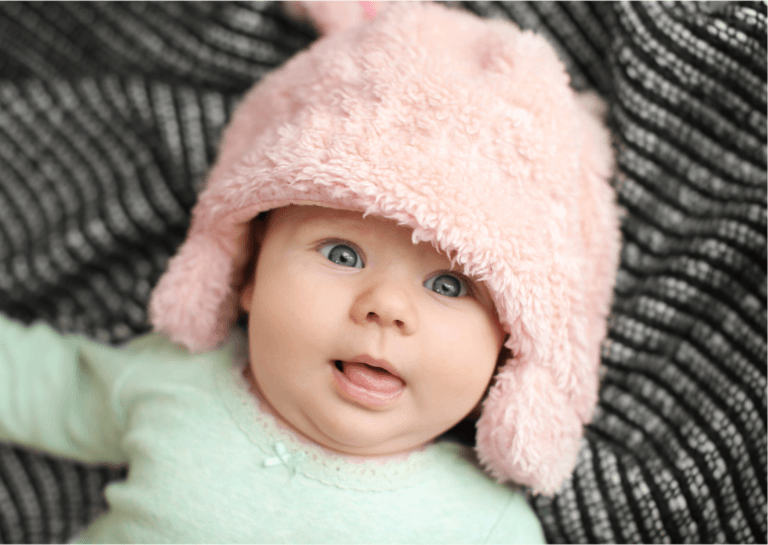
[319, 243, 364, 268]
[424, 273, 467, 298]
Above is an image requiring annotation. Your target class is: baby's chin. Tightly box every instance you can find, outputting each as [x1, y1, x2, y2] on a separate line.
[287, 406, 432, 459]
[244, 364, 439, 457]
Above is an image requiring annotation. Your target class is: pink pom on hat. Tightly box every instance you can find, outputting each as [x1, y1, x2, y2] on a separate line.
[149, 1, 620, 495]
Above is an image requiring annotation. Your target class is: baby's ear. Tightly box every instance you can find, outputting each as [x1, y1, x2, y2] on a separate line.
[234, 217, 269, 313]
[238, 279, 255, 314]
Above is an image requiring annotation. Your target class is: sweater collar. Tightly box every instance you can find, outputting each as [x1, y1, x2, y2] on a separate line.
[215, 346, 439, 491]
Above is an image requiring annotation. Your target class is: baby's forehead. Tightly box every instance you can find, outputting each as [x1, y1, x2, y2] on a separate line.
[270, 205, 386, 228]
[270, 205, 408, 237]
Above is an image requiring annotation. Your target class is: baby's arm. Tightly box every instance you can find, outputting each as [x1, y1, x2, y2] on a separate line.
[0, 314, 129, 465]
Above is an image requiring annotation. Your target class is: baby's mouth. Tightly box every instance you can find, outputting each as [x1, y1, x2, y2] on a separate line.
[333, 359, 406, 402]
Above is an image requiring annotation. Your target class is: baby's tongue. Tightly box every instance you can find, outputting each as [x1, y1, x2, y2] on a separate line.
[343, 362, 404, 394]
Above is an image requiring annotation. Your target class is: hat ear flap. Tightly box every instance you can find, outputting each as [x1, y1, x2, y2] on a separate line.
[476, 352, 587, 496]
[149, 223, 247, 353]
[476, 253, 601, 495]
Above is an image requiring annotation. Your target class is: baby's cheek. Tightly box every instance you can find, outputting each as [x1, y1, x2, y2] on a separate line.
[456, 322, 501, 389]
[435, 341, 495, 397]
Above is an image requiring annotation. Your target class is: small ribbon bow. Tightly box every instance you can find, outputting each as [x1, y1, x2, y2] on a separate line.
[264, 442, 306, 472]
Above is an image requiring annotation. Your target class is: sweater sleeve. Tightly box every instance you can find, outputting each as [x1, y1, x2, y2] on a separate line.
[0, 314, 129, 464]
[484, 491, 546, 544]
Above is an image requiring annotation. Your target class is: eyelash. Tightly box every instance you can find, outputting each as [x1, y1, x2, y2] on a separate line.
[315, 238, 475, 297]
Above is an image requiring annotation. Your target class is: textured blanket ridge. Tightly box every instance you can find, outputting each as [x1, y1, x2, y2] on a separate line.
[0, 2, 765, 543]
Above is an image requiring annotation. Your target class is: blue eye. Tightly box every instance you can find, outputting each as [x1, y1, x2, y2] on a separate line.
[424, 274, 466, 298]
[319, 243, 364, 268]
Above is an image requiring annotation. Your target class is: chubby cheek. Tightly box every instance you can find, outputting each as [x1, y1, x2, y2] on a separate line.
[247, 264, 347, 386]
[417, 307, 502, 420]
[247, 271, 311, 386]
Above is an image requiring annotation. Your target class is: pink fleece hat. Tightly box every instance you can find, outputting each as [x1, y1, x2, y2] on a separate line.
[149, 1, 620, 495]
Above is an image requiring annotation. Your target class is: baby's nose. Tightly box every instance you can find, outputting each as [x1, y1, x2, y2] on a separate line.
[351, 280, 418, 335]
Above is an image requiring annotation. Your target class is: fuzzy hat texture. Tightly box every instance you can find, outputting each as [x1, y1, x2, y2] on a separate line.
[149, 1, 620, 495]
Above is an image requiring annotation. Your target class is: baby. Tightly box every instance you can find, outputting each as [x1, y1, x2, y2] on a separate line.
[0, 2, 619, 543]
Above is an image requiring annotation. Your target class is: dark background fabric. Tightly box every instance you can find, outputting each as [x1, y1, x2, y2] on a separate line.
[0, 2, 764, 543]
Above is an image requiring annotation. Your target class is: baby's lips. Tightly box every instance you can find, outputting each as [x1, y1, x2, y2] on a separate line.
[332, 356, 406, 408]
[346, 354, 403, 380]
[341, 361, 405, 394]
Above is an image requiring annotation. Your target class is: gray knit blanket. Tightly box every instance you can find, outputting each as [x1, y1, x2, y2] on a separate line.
[0, 2, 765, 543]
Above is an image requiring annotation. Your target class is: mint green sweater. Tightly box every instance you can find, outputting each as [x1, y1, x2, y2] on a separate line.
[0, 316, 544, 543]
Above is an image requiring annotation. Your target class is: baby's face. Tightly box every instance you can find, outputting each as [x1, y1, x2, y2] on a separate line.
[239, 205, 504, 457]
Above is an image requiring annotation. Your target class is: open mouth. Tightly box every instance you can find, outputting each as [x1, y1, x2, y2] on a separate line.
[332, 359, 405, 406]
